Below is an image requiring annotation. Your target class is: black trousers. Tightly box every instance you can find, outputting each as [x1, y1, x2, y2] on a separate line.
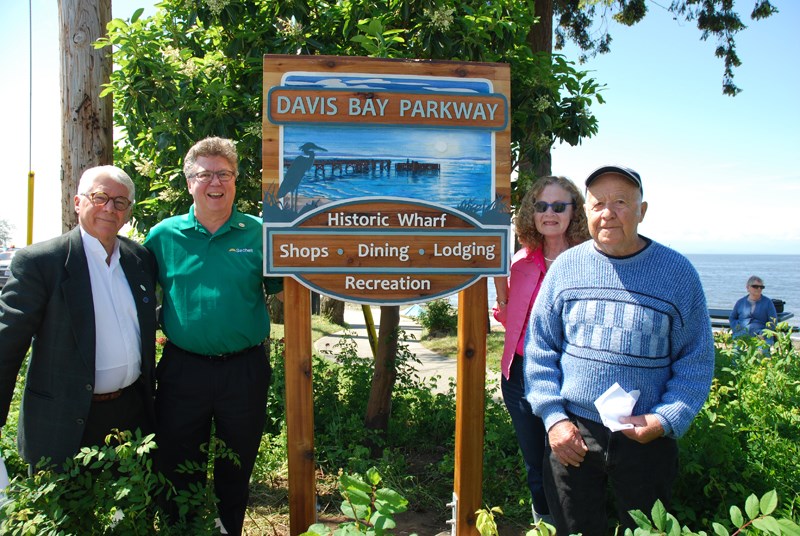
[81, 380, 152, 450]
[501, 355, 549, 515]
[155, 342, 271, 536]
[544, 414, 678, 536]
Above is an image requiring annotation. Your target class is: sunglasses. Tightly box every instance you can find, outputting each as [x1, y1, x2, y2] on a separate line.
[533, 201, 574, 214]
[750, 284, 765, 289]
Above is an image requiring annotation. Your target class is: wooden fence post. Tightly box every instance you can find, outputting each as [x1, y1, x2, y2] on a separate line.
[284, 278, 316, 534]
[454, 282, 488, 534]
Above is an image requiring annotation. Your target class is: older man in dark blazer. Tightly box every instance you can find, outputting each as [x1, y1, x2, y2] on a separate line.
[0, 165, 157, 469]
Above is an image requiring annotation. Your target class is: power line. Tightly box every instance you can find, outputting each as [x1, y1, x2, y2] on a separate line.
[28, 0, 32, 172]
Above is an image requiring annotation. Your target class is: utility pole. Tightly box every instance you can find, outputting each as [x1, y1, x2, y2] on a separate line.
[58, 0, 112, 231]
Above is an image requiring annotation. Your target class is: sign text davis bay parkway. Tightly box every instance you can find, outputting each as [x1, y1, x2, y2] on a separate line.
[267, 88, 508, 130]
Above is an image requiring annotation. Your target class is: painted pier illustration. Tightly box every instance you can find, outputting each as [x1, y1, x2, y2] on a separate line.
[395, 160, 441, 172]
[284, 158, 393, 178]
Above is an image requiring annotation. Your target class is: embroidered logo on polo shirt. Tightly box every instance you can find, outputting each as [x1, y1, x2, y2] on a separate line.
[229, 248, 255, 253]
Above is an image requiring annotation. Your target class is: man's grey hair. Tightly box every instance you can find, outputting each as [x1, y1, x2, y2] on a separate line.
[77, 165, 135, 200]
[183, 137, 239, 178]
[746, 275, 764, 287]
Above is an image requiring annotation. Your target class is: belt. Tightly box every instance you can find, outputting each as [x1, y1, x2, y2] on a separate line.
[169, 341, 262, 362]
[92, 383, 135, 402]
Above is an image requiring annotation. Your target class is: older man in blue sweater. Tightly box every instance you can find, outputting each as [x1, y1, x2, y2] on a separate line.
[523, 165, 714, 535]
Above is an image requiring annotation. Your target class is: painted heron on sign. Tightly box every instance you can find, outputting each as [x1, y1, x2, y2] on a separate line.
[279, 142, 328, 211]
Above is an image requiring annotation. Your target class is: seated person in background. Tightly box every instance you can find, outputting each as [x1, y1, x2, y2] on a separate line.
[729, 275, 778, 340]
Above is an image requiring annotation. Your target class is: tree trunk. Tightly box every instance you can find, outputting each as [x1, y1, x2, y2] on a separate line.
[524, 0, 555, 178]
[319, 296, 345, 326]
[364, 306, 400, 451]
[59, 0, 113, 232]
[268, 294, 284, 324]
[527, 0, 553, 55]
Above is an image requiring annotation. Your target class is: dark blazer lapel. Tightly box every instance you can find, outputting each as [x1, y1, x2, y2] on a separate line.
[63, 227, 96, 371]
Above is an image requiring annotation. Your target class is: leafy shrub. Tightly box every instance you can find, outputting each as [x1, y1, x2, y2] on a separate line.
[674, 327, 800, 524]
[4, 321, 798, 532]
[0, 430, 220, 535]
[417, 299, 458, 337]
[478, 491, 800, 536]
[302, 467, 411, 536]
[476, 505, 555, 536]
[304, 326, 536, 519]
[626, 491, 800, 536]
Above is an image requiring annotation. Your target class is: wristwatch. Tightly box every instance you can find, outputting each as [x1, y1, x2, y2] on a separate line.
[497, 299, 508, 305]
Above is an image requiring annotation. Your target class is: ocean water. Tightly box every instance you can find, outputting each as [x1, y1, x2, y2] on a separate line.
[294, 157, 493, 209]
[477, 253, 799, 329]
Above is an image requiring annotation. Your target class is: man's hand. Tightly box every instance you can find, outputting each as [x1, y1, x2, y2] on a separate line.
[548, 420, 588, 467]
[620, 414, 664, 444]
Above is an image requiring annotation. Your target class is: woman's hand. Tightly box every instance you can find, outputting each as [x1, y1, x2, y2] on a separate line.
[492, 299, 508, 325]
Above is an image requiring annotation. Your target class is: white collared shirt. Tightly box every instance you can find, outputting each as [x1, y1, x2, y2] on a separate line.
[81, 228, 141, 394]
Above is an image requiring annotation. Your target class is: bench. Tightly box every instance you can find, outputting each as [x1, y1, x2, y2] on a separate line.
[708, 308, 796, 331]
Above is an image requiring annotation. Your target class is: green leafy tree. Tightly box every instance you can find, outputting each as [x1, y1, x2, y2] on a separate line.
[98, 0, 602, 230]
[535, 0, 778, 97]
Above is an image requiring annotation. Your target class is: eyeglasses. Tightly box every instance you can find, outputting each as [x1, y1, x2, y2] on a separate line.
[192, 170, 236, 183]
[82, 192, 132, 211]
[750, 284, 765, 289]
[533, 201, 574, 214]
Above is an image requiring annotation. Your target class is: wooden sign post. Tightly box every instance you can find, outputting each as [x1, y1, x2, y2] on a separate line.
[262, 55, 511, 535]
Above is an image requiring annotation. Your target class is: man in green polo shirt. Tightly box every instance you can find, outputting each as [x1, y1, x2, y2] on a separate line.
[144, 137, 282, 536]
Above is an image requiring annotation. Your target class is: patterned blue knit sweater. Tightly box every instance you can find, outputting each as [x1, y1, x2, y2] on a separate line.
[523, 239, 714, 438]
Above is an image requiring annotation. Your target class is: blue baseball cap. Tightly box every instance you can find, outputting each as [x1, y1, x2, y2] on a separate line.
[585, 165, 643, 194]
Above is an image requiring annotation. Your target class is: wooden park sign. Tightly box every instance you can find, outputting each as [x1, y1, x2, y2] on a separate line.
[262, 55, 511, 534]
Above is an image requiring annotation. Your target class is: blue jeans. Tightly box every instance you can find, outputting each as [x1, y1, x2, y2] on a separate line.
[501, 354, 549, 515]
[543, 414, 678, 536]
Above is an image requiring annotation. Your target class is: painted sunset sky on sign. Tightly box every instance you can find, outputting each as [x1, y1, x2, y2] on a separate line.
[271, 72, 498, 221]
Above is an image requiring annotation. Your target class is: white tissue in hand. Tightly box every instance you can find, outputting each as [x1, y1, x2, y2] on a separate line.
[594, 382, 640, 432]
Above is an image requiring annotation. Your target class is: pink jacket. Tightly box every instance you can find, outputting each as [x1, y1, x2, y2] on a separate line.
[493, 247, 546, 380]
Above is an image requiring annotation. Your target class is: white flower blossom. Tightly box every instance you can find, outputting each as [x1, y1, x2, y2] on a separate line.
[534, 96, 551, 113]
[423, 7, 455, 31]
[276, 16, 304, 39]
[204, 0, 230, 17]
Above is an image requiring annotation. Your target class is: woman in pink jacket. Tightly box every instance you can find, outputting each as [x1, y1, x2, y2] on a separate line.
[493, 176, 590, 522]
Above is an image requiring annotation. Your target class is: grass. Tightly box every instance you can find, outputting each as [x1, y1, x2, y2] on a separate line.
[417, 325, 506, 371]
[273, 309, 507, 372]
[269, 314, 345, 343]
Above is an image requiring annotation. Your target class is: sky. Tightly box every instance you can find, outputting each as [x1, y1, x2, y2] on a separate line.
[2, 1, 798, 254]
